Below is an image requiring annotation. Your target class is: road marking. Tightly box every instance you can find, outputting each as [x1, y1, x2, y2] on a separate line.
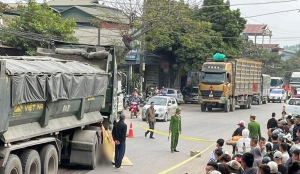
[133, 123, 214, 142]
[158, 143, 215, 174]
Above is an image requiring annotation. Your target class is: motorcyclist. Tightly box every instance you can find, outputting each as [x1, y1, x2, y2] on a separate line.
[161, 86, 167, 95]
[130, 91, 141, 113]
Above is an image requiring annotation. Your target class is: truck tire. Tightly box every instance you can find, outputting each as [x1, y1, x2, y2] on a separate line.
[201, 104, 206, 111]
[40, 144, 58, 174]
[257, 98, 261, 105]
[224, 99, 230, 112]
[20, 149, 41, 174]
[247, 97, 252, 109]
[4, 154, 22, 174]
[230, 98, 235, 111]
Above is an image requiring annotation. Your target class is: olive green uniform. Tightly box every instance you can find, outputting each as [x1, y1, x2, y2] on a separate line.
[248, 121, 261, 139]
[169, 114, 181, 151]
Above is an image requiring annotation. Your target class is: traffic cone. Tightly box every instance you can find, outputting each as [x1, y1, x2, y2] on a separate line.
[127, 122, 134, 138]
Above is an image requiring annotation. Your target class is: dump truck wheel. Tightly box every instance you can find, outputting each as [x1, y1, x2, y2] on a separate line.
[89, 136, 99, 170]
[40, 144, 58, 174]
[201, 104, 206, 111]
[20, 149, 41, 174]
[224, 99, 230, 112]
[4, 154, 22, 174]
[247, 97, 252, 109]
[230, 98, 235, 112]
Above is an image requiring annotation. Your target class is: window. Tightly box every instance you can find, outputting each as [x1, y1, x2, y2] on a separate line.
[167, 90, 175, 94]
[288, 99, 300, 105]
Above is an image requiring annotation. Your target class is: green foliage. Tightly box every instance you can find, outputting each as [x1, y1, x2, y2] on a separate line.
[242, 38, 285, 76]
[146, 0, 224, 73]
[0, 2, 12, 13]
[283, 44, 300, 51]
[0, 0, 77, 55]
[196, 0, 247, 58]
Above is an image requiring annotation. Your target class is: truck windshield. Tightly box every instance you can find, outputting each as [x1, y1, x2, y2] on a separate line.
[271, 79, 282, 87]
[200, 72, 225, 83]
[191, 88, 198, 93]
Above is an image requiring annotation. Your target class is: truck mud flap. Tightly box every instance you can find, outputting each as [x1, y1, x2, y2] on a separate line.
[70, 130, 98, 167]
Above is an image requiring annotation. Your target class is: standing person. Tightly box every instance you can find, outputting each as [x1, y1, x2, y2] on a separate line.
[144, 102, 156, 139]
[248, 115, 261, 139]
[280, 143, 290, 164]
[169, 108, 182, 153]
[241, 152, 257, 174]
[259, 137, 267, 157]
[273, 151, 288, 174]
[236, 129, 251, 154]
[209, 139, 228, 162]
[232, 121, 245, 154]
[292, 115, 300, 141]
[268, 112, 278, 129]
[112, 114, 127, 169]
[268, 112, 278, 141]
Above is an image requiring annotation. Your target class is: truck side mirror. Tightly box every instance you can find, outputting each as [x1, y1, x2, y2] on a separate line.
[227, 73, 231, 83]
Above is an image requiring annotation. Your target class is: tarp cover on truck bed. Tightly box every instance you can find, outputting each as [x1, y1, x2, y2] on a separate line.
[1, 57, 109, 106]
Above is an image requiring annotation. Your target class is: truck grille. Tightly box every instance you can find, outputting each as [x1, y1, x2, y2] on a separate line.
[200, 90, 223, 99]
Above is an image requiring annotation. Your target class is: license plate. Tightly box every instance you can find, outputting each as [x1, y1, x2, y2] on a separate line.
[209, 94, 213, 97]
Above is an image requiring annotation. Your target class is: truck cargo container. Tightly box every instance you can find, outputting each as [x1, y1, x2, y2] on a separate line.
[0, 45, 118, 174]
[253, 74, 271, 104]
[199, 57, 263, 112]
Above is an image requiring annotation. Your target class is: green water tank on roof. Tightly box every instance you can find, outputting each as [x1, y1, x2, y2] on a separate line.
[213, 53, 226, 62]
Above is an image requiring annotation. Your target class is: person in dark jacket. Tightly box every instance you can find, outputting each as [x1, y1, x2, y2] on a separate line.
[268, 112, 278, 141]
[112, 114, 127, 169]
[268, 112, 278, 129]
[241, 152, 257, 174]
[232, 120, 245, 154]
[292, 116, 300, 141]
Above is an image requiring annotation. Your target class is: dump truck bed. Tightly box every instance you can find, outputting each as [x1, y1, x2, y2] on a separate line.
[0, 57, 109, 144]
[233, 59, 263, 96]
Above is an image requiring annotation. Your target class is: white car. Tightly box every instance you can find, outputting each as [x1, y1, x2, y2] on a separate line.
[283, 98, 300, 116]
[142, 96, 178, 122]
[268, 89, 287, 103]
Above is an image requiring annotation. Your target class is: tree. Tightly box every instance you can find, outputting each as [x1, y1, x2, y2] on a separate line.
[242, 38, 285, 76]
[196, 0, 247, 58]
[0, 2, 12, 13]
[92, 0, 188, 58]
[146, 1, 223, 73]
[0, 0, 77, 55]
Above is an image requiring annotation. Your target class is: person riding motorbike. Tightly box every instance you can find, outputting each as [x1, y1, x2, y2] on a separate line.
[161, 87, 167, 95]
[130, 93, 141, 113]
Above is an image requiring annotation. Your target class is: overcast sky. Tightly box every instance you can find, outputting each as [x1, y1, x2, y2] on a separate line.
[1, 0, 300, 47]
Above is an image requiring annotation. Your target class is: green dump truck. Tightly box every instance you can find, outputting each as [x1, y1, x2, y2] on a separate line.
[0, 45, 118, 173]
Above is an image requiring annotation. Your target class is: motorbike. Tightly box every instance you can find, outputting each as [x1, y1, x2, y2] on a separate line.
[129, 102, 139, 119]
[123, 94, 130, 109]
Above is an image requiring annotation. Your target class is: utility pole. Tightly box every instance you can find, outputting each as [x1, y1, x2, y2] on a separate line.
[139, 0, 146, 95]
[97, 28, 101, 45]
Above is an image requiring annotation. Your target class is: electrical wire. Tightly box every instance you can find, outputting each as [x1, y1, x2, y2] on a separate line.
[97, 0, 297, 8]
[243, 9, 299, 18]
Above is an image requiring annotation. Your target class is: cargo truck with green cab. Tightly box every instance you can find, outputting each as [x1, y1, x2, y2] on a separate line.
[0, 44, 119, 174]
[199, 53, 263, 112]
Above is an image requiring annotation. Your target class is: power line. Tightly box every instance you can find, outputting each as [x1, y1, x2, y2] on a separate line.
[243, 9, 299, 18]
[98, 0, 297, 7]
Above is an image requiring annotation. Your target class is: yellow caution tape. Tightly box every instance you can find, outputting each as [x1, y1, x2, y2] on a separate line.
[158, 143, 216, 174]
[133, 123, 215, 142]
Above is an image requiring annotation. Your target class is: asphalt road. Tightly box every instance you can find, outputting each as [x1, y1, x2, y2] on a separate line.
[59, 101, 284, 174]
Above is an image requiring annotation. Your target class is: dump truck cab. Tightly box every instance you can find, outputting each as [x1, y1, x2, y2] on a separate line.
[199, 61, 233, 112]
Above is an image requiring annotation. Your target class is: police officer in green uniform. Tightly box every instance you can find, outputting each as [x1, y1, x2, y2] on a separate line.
[169, 108, 182, 153]
[248, 115, 261, 139]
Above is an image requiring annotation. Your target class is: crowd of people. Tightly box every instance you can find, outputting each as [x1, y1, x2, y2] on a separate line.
[206, 111, 300, 174]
